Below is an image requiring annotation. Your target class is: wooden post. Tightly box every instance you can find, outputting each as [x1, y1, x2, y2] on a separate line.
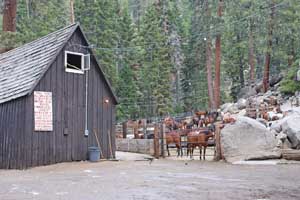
[122, 122, 127, 139]
[214, 122, 222, 161]
[133, 122, 138, 139]
[154, 123, 160, 159]
[143, 119, 147, 139]
[160, 123, 166, 158]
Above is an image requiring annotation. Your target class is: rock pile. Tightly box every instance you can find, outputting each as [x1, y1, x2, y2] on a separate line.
[220, 82, 300, 162]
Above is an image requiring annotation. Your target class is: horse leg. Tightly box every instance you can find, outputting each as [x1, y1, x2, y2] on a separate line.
[203, 146, 206, 160]
[167, 144, 170, 156]
[199, 146, 202, 160]
[180, 144, 183, 157]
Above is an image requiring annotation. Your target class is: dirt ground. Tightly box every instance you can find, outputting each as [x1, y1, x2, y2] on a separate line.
[0, 152, 300, 200]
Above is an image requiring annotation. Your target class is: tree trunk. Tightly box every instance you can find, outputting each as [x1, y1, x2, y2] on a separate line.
[25, 0, 30, 19]
[1, 0, 17, 53]
[237, 33, 244, 87]
[249, 19, 255, 82]
[263, 0, 275, 92]
[2, 0, 17, 32]
[214, 0, 223, 109]
[69, 0, 75, 24]
[205, 0, 215, 110]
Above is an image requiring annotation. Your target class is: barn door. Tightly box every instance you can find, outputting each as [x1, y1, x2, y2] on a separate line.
[63, 73, 86, 161]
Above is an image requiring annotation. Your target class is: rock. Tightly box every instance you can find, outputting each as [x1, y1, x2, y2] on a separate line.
[292, 106, 300, 115]
[228, 104, 239, 114]
[237, 109, 247, 117]
[276, 132, 288, 148]
[256, 118, 268, 127]
[221, 103, 234, 113]
[237, 98, 247, 109]
[270, 121, 282, 133]
[270, 129, 278, 137]
[280, 101, 292, 113]
[237, 85, 257, 99]
[281, 115, 300, 149]
[221, 117, 281, 163]
[282, 139, 292, 149]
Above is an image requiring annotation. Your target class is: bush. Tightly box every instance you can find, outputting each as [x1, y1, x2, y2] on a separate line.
[280, 64, 300, 95]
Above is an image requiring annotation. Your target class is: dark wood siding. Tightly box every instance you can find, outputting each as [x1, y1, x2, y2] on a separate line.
[0, 29, 116, 169]
[0, 97, 27, 169]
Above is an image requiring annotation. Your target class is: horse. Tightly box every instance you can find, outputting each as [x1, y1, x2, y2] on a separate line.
[165, 131, 183, 157]
[187, 128, 214, 160]
[164, 117, 183, 131]
[201, 111, 219, 127]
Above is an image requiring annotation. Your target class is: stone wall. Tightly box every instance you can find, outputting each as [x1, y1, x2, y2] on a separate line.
[116, 139, 155, 155]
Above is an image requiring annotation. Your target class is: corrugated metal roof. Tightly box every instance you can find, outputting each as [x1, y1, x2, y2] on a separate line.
[0, 23, 78, 104]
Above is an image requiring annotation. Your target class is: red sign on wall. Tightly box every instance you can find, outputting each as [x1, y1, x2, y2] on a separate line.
[34, 91, 53, 131]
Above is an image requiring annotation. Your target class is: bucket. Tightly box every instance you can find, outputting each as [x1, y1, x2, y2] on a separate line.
[88, 147, 100, 162]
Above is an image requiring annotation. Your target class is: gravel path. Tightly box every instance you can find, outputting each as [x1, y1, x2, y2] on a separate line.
[0, 152, 299, 200]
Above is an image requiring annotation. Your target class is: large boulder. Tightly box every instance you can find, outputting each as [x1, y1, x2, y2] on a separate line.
[270, 110, 300, 149]
[221, 117, 281, 163]
[281, 115, 300, 149]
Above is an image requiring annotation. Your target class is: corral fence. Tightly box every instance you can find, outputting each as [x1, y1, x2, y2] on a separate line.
[116, 121, 224, 161]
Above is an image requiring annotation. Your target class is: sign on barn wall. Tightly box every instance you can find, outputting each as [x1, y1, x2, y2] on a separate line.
[34, 91, 53, 131]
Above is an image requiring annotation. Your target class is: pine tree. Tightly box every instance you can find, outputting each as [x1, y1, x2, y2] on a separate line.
[16, 0, 69, 43]
[75, 0, 120, 87]
[116, 5, 140, 120]
[182, 0, 208, 111]
[138, 4, 173, 117]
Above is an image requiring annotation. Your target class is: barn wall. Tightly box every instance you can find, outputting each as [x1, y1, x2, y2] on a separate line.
[0, 97, 27, 169]
[28, 29, 116, 167]
[0, 28, 116, 169]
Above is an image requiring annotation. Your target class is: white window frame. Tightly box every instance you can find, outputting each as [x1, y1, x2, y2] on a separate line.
[65, 51, 85, 74]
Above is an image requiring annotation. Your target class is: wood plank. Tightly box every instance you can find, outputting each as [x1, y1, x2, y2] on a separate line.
[55, 54, 63, 164]
[0, 103, 4, 168]
[282, 149, 300, 161]
[25, 95, 33, 168]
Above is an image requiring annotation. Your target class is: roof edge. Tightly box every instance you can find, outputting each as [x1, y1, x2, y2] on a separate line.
[76, 25, 119, 104]
[27, 23, 80, 96]
[0, 23, 79, 57]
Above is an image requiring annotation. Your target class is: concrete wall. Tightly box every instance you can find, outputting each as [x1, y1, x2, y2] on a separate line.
[116, 139, 155, 155]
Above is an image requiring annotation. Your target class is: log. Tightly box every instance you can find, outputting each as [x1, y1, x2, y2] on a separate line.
[214, 122, 223, 161]
[122, 122, 127, 139]
[282, 149, 300, 161]
[154, 124, 160, 159]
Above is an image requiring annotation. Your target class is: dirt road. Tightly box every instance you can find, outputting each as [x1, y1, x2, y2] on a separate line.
[0, 152, 299, 200]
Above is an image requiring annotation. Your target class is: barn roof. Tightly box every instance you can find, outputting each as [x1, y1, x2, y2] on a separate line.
[0, 23, 118, 104]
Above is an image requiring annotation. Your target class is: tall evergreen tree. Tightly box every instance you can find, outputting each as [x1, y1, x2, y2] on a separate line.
[75, 0, 120, 87]
[137, 4, 173, 117]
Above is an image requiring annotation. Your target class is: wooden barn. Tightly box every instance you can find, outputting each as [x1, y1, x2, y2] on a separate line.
[0, 24, 118, 169]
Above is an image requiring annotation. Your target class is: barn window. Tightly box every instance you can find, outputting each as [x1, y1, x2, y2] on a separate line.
[65, 51, 84, 74]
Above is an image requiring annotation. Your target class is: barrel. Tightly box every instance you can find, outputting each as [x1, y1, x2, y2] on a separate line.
[88, 147, 100, 162]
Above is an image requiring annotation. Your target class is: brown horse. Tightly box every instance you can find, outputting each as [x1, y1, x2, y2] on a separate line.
[164, 117, 183, 131]
[187, 129, 214, 160]
[165, 131, 183, 157]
